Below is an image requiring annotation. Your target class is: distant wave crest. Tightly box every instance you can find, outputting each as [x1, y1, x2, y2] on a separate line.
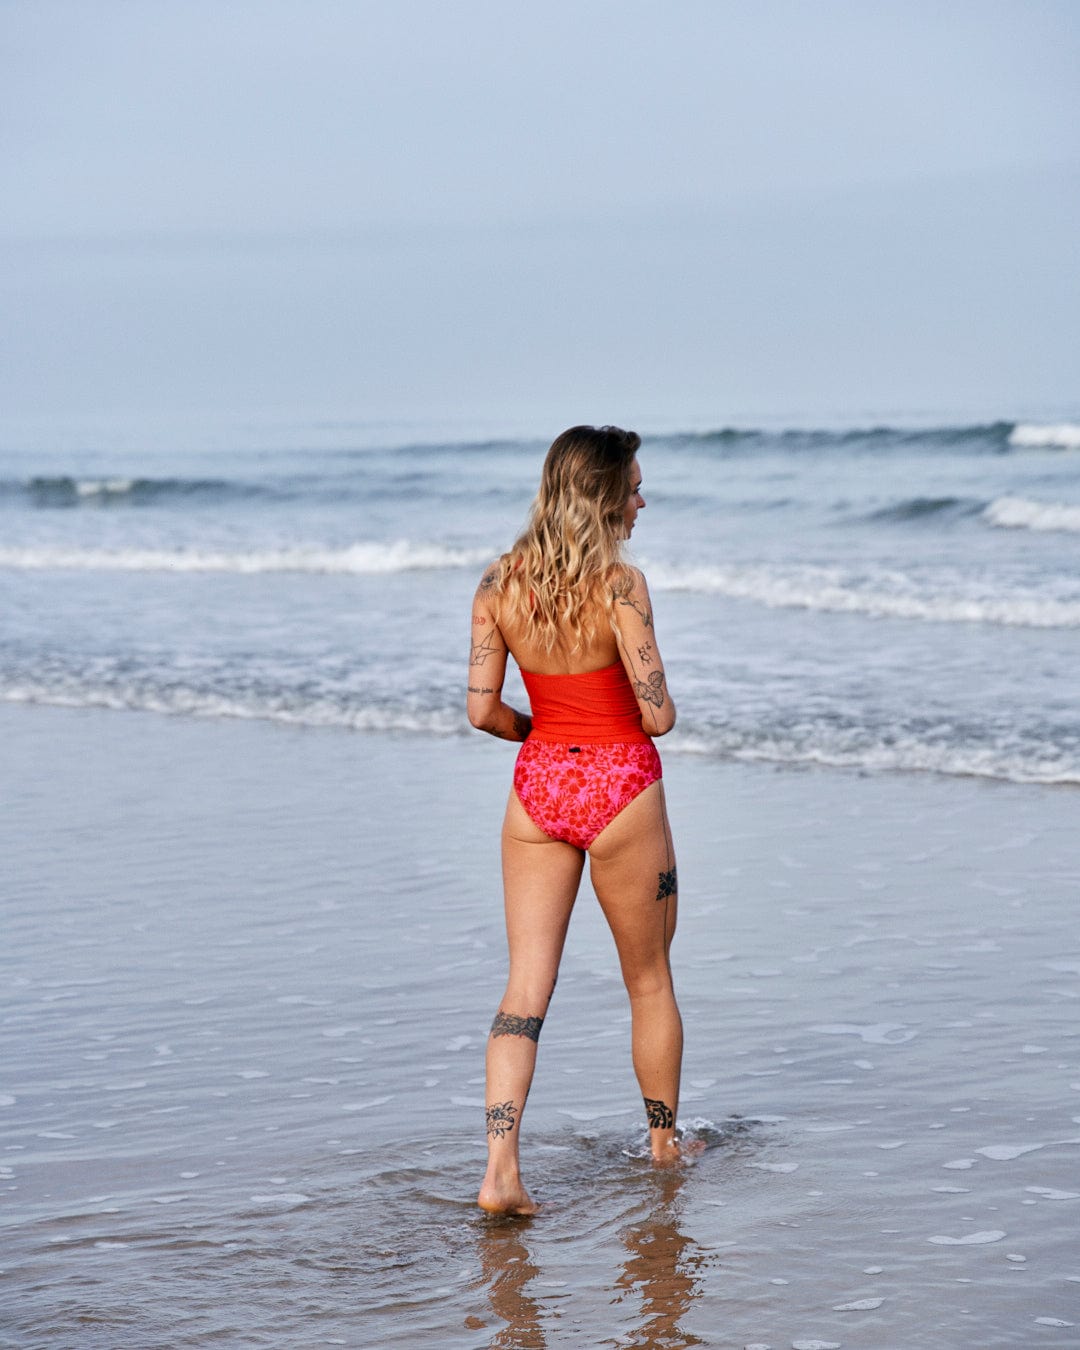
[865, 495, 975, 523]
[1008, 423, 1080, 450]
[1, 475, 267, 507]
[0, 540, 492, 574]
[647, 561, 1080, 629]
[983, 496, 1080, 533]
[666, 422, 1017, 453]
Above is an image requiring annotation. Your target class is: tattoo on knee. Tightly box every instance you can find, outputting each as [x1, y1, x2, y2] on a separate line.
[644, 1097, 674, 1130]
[656, 866, 677, 902]
[486, 1100, 519, 1138]
[491, 1011, 544, 1041]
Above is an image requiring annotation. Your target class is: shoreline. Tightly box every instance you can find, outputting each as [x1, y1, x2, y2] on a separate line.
[4, 699, 1079, 1348]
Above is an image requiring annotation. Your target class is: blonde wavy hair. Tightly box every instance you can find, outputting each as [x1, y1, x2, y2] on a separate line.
[491, 425, 640, 652]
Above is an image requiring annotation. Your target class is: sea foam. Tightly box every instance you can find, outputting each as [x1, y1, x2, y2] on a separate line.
[983, 496, 1080, 533]
[0, 540, 491, 574]
[647, 562, 1080, 629]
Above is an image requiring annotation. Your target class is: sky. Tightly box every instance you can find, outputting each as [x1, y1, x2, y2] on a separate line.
[2, 0, 1079, 439]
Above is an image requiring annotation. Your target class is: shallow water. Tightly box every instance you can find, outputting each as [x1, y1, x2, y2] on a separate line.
[3, 707, 1078, 1348]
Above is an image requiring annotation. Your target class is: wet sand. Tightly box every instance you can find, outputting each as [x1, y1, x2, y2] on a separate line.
[2, 704, 1079, 1348]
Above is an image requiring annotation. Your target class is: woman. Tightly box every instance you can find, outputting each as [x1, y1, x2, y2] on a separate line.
[468, 425, 683, 1216]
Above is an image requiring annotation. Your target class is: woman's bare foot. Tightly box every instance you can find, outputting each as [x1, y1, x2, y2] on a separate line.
[651, 1135, 706, 1166]
[477, 1167, 539, 1216]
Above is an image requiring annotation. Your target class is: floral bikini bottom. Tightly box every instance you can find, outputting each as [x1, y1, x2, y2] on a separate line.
[512, 739, 662, 851]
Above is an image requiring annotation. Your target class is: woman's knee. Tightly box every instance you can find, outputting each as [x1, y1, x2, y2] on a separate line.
[621, 962, 674, 1002]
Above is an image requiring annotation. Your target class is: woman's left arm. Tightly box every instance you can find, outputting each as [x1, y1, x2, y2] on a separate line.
[466, 567, 532, 742]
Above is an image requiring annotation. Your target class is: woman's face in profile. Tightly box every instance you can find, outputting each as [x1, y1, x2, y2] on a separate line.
[623, 457, 645, 538]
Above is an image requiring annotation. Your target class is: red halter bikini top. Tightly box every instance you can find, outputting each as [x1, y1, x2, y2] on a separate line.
[520, 661, 650, 744]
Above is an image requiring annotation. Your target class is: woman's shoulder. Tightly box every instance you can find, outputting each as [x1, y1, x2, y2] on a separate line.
[476, 555, 510, 594]
[608, 561, 648, 599]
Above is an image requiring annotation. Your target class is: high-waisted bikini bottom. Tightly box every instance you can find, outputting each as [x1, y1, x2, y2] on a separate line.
[513, 739, 662, 851]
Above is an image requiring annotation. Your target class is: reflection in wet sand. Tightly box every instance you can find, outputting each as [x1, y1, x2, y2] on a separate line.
[473, 1167, 710, 1349]
[613, 1169, 708, 1349]
[474, 1220, 547, 1349]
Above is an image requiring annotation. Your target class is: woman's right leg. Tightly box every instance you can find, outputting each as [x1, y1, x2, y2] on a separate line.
[587, 780, 683, 1162]
[478, 789, 585, 1215]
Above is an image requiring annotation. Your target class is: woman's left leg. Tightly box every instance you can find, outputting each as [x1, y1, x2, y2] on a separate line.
[587, 780, 683, 1162]
[478, 789, 585, 1214]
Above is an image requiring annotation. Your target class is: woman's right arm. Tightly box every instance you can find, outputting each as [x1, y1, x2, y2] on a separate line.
[611, 567, 676, 736]
[466, 564, 533, 742]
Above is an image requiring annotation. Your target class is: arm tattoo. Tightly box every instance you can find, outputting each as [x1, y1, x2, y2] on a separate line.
[644, 1097, 674, 1130]
[467, 685, 498, 696]
[656, 867, 677, 902]
[491, 1011, 544, 1042]
[470, 632, 500, 666]
[491, 711, 531, 741]
[613, 576, 653, 629]
[480, 568, 499, 591]
[486, 1100, 519, 1139]
[634, 670, 666, 708]
[637, 641, 653, 665]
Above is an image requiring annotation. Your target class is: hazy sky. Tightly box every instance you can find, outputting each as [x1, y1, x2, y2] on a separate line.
[3, 0, 1079, 436]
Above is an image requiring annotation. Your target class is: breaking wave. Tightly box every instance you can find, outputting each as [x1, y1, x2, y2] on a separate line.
[0, 540, 492, 574]
[1007, 423, 1080, 450]
[983, 496, 1080, 533]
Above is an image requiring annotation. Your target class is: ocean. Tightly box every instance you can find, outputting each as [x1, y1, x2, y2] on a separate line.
[2, 415, 1079, 1348]
[2, 418, 1079, 783]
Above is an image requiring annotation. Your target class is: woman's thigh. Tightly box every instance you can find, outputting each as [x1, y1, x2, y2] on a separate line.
[499, 790, 585, 997]
[587, 780, 678, 978]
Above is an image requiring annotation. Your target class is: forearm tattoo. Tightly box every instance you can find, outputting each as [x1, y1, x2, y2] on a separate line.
[486, 1100, 519, 1139]
[489, 711, 531, 742]
[634, 670, 666, 708]
[656, 867, 677, 902]
[491, 1011, 544, 1041]
[644, 1097, 674, 1130]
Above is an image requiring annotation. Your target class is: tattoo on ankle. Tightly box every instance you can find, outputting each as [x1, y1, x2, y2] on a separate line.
[644, 1097, 674, 1129]
[656, 867, 677, 901]
[491, 1011, 544, 1041]
[486, 1100, 518, 1138]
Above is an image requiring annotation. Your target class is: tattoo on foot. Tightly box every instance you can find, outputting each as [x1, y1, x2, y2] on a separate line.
[634, 669, 666, 708]
[656, 867, 677, 901]
[644, 1097, 674, 1130]
[491, 1011, 544, 1041]
[486, 1100, 518, 1138]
